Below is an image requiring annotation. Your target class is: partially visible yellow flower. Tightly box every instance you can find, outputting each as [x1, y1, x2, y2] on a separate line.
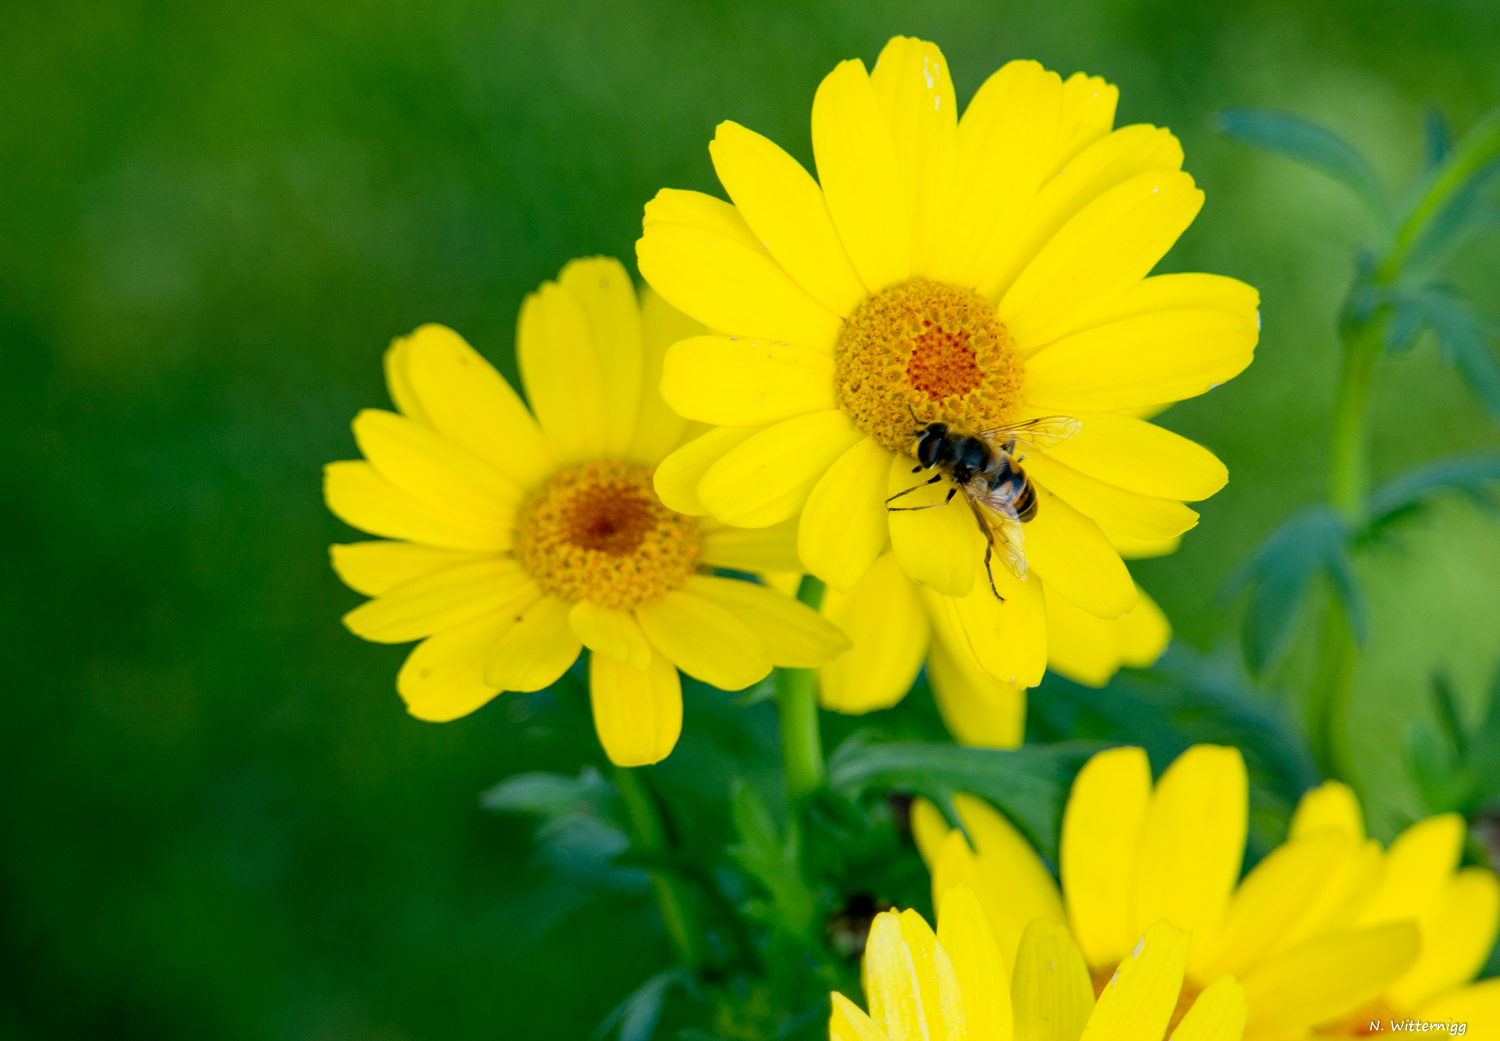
[808, 552, 1170, 747]
[1296, 784, 1500, 1037]
[911, 746, 1425, 1039]
[640, 35, 1253, 698]
[831, 885, 1247, 1041]
[323, 257, 848, 766]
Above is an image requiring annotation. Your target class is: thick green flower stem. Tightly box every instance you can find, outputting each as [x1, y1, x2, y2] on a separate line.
[614, 765, 707, 969]
[775, 576, 828, 802]
[1309, 318, 1384, 777]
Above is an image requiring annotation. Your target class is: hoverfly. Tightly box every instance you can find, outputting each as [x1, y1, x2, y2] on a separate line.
[887, 409, 1081, 599]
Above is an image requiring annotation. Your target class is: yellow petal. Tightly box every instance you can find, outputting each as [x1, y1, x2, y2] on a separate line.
[709, 120, 865, 316]
[1414, 978, 1500, 1039]
[912, 797, 952, 868]
[977, 123, 1183, 303]
[660, 335, 836, 425]
[568, 600, 652, 671]
[1024, 484, 1138, 619]
[1131, 745, 1246, 941]
[1086, 273, 1260, 328]
[1061, 746, 1153, 970]
[1169, 975, 1246, 1041]
[895, 908, 966, 1041]
[800, 437, 894, 592]
[926, 628, 1028, 748]
[1238, 922, 1418, 1038]
[630, 286, 706, 465]
[934, 829, 1029, 976]
[1116, 589, 1171, 669]
[1387, 866, 1500, 1009]
[865, 912, 936, 1041]
[482, 595, 581, 691]
[1010, 918, 1095, 1041]
[634, 589, 771, 689]
[888, 454, 977, 597]
[1189, 831, 1376, 980]
[1027, 453, 1198, 544]
[1021, 308, 1256, 413]
[1052, 72, 1119, 174]
[399, 323, 554, 488]
[1083, 920, 1191, 1041]
[831, 991, 892, 1041]
[1044, 586, 1124, 687]
[637, 190, 842, 350]
[1288, 779, 1366, 842]
[869, 36, 957, 275]
[516, 279, 609, 464]
[999, 170, 1203, 351]
[938, 884, 1014, 1041]
[1357, 813, 1466, 925]
[397, 608, 514, 721]
[936, 59, 1062, 286]
[955, 793, 1067, 947]
[698, 410, 864, 527]
[351, 408, 521, 527]
[383, 333, 431, 426]
[653, 425, 761, 515]
[343, 559, 535, 644]
[819, 552, 930, 713]
[589, 645, 682, 767]
[700, 517, 803, 573]
[811, 58, 910, 292]
[557, 256, 643, 456]
[329, 541, 489, 597]
[683, 574, 850, 668]
[925, 558, 1048, 689]
[1041, 411, 1228, 503]
[323, 461, 510, 552]
[1107, 530, 1181, 560]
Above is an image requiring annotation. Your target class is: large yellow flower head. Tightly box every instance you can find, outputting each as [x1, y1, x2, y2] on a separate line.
[833, 885, 1248, 1041]
[323, 257, 848, 766]
[638, 36, 1256, 701]
[908, 745, 1500, 1039]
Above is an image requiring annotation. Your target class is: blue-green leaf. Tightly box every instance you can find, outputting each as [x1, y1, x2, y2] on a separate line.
[1223, 505, 1365, 671]
[1424, 106, 1452, 171]
[1367, 451, 1500, 530]
[593, 967, 695, 1041]
[1214, 108, 1389, 231]
[825, 737, 1104, 862]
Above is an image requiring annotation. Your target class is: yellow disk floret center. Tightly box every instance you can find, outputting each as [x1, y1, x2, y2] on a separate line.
[834, 277, 1025, 452]
[513, 460, 701, 611]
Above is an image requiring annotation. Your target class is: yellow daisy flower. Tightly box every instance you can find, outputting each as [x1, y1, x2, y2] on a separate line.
[910, 746, 1427, 1039]
[1293, 784, 1499, 1037]
[832, 884, 1248, 1041]
[323, 257, 849, 766]
[813, 551, 1171, 747]
[638, 35, 1255, 697]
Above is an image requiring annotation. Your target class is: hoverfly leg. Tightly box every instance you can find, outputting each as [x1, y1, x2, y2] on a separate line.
[887, 486, 957, 512]
[982, 543, 1005, 601]
[911, 465, 923, 474]
[884, 473, 943, 505]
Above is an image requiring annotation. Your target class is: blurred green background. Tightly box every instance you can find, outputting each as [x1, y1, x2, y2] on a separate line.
[5, 0, 1500, 1037]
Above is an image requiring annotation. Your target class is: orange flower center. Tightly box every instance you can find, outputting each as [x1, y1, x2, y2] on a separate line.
[834, 277, 1025, 452]
[513, 460, 700, 610]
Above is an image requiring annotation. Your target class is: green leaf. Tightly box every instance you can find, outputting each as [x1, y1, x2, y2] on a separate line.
[1213, 108, 1389, 231]
[1222, 505, 1366, 672]
[593, 967, 695, 1041]
[726, 780, 818, 944]
[1399, 159, 1500, 276]
[1424, 106, 1452, 171]
[825, 737, 1104, 862]
[1469, 663, 1500, 806]
[1405, 719, 1464, 815]
[480, 765, 618, 821]
[1366, 450, 1500, 530]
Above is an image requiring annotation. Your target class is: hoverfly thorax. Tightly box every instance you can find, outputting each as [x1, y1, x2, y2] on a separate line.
[914, 422, 947, 470]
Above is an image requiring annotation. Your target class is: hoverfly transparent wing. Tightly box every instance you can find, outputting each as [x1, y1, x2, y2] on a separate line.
[977, 415, 1081, 455]
[972, 494, 1029, 582]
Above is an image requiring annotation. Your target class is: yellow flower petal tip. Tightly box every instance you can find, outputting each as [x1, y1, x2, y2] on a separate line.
[639, 36, 1253, 689]
[327, 257, 847, 765]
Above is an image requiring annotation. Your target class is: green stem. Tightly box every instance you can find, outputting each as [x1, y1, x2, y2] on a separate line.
[775, 576, 827, 802]
[1327, 320, 1384, 519]
[1378, 101, 1500, 280]
[1307, 594, 1357, 780]
[614, 765, 707, 969]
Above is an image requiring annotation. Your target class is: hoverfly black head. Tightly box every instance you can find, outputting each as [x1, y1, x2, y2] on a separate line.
[914, 423, 948, 469]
